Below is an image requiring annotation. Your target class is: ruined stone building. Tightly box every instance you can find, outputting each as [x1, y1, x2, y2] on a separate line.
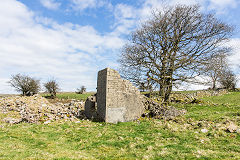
[85, 68, 145, 123]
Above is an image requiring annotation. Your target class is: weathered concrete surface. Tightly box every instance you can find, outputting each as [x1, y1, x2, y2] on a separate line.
[84, 95, 97, 119]
[97, 68, 145, 123]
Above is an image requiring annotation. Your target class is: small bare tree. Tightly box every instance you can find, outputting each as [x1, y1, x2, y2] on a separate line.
[219, 69, 237, 90]
[9, 74, 40, 96]
[44, 79, 60, 98]
[76, 86, 86, 94]
[119, 5, 233, 102]
[200, 50, 229, 90]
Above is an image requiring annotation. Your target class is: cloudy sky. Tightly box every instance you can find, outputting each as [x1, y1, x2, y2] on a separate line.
[0, 0, 240, 93]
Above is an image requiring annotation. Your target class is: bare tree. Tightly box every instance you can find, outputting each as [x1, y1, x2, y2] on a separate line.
[120, 66, 154, 92]
[200, 50, 229, 90]
[119, 5, 233, 102]
[219, 69, 237, 90]
[76, 86, 86, 94]
[44, 79, 60, 98]
[9, 74, 40, 96]
[120, 66, 143, 87]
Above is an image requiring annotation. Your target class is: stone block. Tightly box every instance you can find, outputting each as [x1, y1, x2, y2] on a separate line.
[84, 95, 97, 119]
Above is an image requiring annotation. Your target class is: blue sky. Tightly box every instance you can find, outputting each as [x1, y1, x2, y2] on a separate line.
[0, 0, 240, 93]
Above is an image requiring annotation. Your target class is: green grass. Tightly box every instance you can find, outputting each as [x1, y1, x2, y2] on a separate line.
[179, 103, 240, 122]
[42, 92, 94, 101]
[0, 92, 240, 159]
[0, 119, 239, 159]
[172, 90, 201, 94]
[141, 90, 200, 95]
[172, 92, 240, 122]
[202, 91, 240, 105]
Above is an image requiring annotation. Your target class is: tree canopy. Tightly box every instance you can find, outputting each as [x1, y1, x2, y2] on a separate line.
[119, 5, 233, 102]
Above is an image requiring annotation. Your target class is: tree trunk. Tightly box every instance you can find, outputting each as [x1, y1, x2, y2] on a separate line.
[159, 85, 166, 102]
[165, 80, 172, 102]
[212, 81, 216, 90]
[159, 77, 172, 103]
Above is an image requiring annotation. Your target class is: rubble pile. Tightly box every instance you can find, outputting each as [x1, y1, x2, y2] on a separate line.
[0, 95, 85, 124]
[142, 98, 187, 119]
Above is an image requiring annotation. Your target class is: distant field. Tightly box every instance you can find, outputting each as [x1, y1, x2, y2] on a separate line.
[0, 94, 18, 97]
[0, 91, 240, 159]
[41, 92, 95, 101]
[174, 92, 240, 121]
[202, 91, 240, 105]
[141, 90, 201, 95]
[172, 90, 201, 94]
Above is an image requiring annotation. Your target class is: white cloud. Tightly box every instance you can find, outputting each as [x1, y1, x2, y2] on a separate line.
[70, 0, 113, 12]
[35, 16, 57, 26]
[70, 0, 96, 11]
[114, 4, 136, 20]
[111, 0, 200, 36]
[140, 0, 165, 18]
[227, 38, 240, 71]
[40, 0, 61, 10]
[0, 0, 124, 94]
[209, 0, 238, 9]
[140, 0, 199, 18]
[111, 4, 138, 35]
[207, 0, 239, 13]
[173, 75, 210, 91]
[170, 0, 199, 5]
[0, 78, 15, 94]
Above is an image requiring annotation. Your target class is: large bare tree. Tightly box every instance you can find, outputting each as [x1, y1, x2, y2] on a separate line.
[119, 5, 233, 102]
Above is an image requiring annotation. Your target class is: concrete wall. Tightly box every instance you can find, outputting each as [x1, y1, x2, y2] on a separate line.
[96, 68, 145, 123]
[96, 69, 107, 121]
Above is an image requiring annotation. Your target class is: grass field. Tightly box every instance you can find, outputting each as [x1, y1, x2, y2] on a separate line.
[0, 92, 240, 159]
[141, 90, 201, 95]
[42, 92, 95, 101]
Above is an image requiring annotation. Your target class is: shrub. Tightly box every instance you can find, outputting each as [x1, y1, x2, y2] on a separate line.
[76, 86, 86, 94]
[219, 69, 237, 91]
[44, 79, 60, 98]
[8, 74, 40, 96]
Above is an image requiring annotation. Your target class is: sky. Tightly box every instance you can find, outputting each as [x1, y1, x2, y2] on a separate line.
[0, 0, 240, 93]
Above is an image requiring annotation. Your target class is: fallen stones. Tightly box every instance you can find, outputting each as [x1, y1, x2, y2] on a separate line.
[3, 117, 22, 124]
[84, 95, 97, 119]
[0, 94, 86, 124]
[142, 98, 187, 119]
[226, 121, 239, 133]
[201, 128, 208, 133]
